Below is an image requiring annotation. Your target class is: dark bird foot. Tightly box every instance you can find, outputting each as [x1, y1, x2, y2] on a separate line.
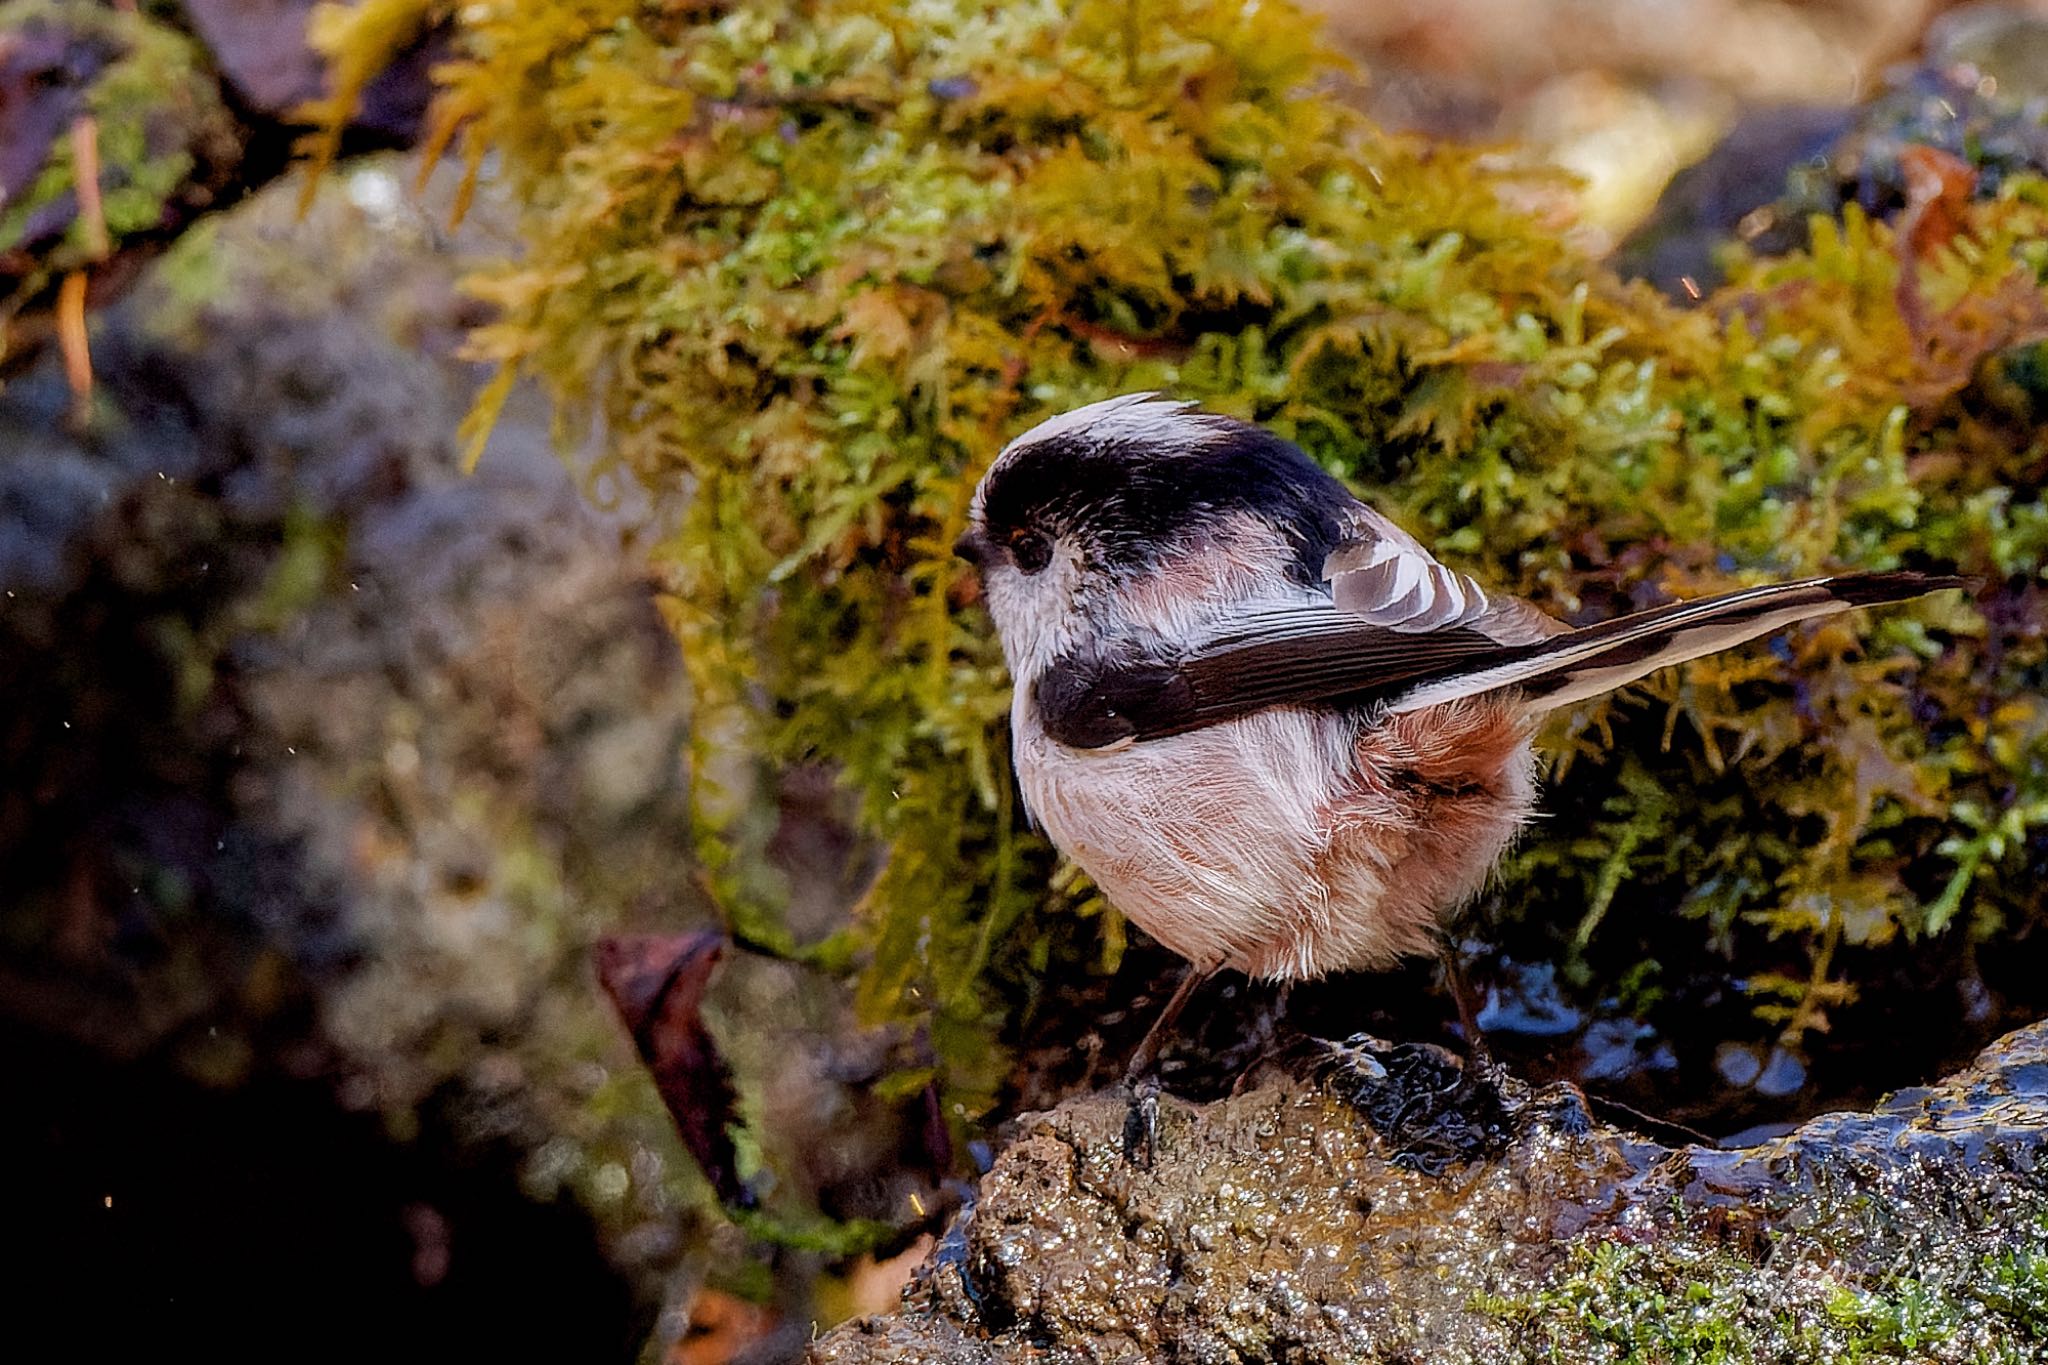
[1114, 961, 1224, 1167]
[1317, 1033, 1523, 1174]
[1120, 1072, 1162, 1168]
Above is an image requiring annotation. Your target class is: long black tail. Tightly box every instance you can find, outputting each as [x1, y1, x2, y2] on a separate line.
[1388, 572, 1970, 714]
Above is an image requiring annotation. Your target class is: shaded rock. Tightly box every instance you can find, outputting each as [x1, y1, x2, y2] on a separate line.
[0, 158, 699, 1352]
[813, 1023, 2048, 1362]
[180, 0, 441, 136]
[0, 16, 118, 206]
[1925, 3, 2048, 104]
[1617, 5, 2048, 296]
[1609, 104, 1854, 296]
[0, 152, 706, 1258]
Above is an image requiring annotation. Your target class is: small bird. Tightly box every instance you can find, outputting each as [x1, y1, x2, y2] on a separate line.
[954, 393, 1965, 1075]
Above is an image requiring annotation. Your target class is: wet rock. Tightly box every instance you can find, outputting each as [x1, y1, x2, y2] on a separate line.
[1316, 1038, 1532, 1174]
[812, 1020, 2048, 1362]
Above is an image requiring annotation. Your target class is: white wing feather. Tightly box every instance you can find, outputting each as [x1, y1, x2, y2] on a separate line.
[1322, 504, 1562, 645]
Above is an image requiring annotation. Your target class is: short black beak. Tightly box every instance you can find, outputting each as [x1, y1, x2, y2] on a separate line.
[953, 527, 992, 568]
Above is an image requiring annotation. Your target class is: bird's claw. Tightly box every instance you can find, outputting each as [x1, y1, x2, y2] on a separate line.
[1121, 1072, 1161, 1168]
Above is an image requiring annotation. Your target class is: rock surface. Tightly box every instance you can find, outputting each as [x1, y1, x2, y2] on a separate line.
[0, 0, 437, 329]
[814, 1027, 2048, 1363]
[1616, 7, 2048, 297]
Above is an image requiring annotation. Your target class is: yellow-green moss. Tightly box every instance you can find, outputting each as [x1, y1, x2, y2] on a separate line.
[1492, 1214, 2048, 1363]
[315, 0, 2045, 1121]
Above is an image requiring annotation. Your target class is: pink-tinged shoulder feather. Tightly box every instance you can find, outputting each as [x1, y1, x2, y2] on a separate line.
[1292, 698, 1540, 974]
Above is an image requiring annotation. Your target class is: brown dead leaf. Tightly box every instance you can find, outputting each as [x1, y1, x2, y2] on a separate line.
[670, 1288, 778, 1365]
[1893, 145, 1974, 360]
[841, 1233, 936, 1319]
[1885, 147, 2048, 409]
[1897, 144, 1976, 268]
[595, 932, 751, 1208]
[1902, 267, 2048, 411]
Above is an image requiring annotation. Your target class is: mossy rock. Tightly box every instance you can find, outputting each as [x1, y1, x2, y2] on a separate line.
[0, 0, 239, 309]
[810, 1024, 2048, 1363]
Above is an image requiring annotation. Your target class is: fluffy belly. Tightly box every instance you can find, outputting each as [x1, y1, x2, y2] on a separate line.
[1014, 699, 1536, 980]
[1016, 706, 1364, 977]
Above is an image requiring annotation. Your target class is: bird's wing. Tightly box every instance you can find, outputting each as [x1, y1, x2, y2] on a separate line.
[1034, 573, 1965, 750]
[1033, 606, 1506, 749]
[1323, 503, 1567, 645]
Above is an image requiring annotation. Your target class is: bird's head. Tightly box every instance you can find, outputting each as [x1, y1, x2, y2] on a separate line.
[956, 394, 1355, 683]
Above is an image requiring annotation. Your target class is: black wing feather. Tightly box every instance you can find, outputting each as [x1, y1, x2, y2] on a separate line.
[1034, 611, 1504, 748]
[1032, 572, 1967, 749]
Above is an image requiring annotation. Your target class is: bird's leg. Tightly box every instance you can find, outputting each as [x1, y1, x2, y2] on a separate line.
[1120, 962, 1219, 1166]
[1124, 963, 1217, 1085]
[1438, 942, 1494, 1071]
[1230, 979, 1292, 1097]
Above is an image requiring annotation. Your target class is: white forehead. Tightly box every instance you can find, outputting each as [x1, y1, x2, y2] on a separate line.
[1004, 392, 1201, 454]
[972, 393, 1215, 516]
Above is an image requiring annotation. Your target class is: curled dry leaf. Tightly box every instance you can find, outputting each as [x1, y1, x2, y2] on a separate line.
[1897, 143, 1978, 267]
[671, 1287, 779, 1365]
[595, 931, 752, 1209]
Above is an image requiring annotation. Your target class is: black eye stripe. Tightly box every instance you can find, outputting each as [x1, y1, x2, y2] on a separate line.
[976, 421, 1354, 587]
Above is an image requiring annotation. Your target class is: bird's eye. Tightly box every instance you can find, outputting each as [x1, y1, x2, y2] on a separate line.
[1011, 532, 1052, 575]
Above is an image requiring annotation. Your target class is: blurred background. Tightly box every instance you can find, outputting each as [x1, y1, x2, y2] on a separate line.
[3, 1, 2044, 1361]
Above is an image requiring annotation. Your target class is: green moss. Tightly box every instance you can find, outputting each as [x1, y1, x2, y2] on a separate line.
[0, 0, 235, 293]
[1498, 1214, 2048, 1363]
[314, 0, 2048, 1123]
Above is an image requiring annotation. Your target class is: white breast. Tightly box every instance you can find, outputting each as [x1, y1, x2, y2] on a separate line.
[1014, 695, 1361, 977]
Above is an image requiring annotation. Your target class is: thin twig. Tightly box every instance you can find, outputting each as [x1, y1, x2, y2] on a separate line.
[70, 117, 110, 261]
[57, 271, 93, 422]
